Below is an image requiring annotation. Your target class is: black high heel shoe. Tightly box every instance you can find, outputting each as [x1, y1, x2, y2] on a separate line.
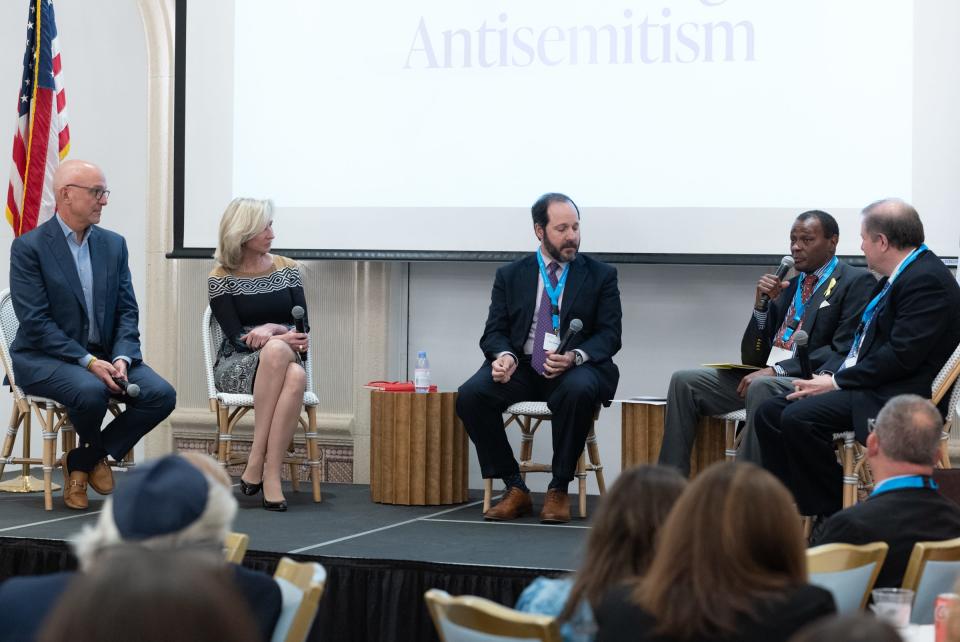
[262, 497, 288, 512]
[239, 470, 263, 497]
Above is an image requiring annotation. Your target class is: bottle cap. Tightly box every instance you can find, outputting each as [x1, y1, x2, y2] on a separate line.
[418, 351, 427, 358]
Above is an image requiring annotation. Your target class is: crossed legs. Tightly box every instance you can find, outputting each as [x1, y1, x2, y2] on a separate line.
[240, 339, 306, 504]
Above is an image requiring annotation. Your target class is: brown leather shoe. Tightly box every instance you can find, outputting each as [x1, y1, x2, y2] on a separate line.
[88, 458, 115, 495]
[484, 487, 533, 521]
[540, 489, 571, 524]
[61, 454, 89, 510]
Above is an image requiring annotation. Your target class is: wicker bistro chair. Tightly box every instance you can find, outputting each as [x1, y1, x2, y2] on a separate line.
[712, 408, 747, 461]
[481, 401, 605, 518]
[201, 306, 322, 503]
[835, 340, 960, 509]
[0, 289, 132, 510]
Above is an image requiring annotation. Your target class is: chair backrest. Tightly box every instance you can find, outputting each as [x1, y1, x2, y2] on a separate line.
[901, 536, 960, 624]
[271, 557, 326, 642]
[202, 305, 317, 403]
[0, 289, 26, 403]
[424, 589, 562, 642]
[223, 531, 249, 564]
[807, 542, 889, 612]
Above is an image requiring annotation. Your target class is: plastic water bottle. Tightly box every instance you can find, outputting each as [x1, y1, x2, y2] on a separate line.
[414, 351, 431, 393]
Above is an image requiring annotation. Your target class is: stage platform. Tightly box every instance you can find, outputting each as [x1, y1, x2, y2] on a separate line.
[0, 467, 595, 641]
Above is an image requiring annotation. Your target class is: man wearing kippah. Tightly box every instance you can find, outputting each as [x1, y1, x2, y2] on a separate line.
[0, 453, 281, 641]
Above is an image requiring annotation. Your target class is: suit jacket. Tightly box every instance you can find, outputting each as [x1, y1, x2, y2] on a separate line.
[811, 486, 960, 588]
[9, 217, 141, 388]
[741, 260, 876, 376]
[0, 565, 282, 642]
[823, 250, 960, 438]
[478, 252, 622, 399]
[595, 582, 835, 642]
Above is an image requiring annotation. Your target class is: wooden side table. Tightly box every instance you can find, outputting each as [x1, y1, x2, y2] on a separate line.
[621, 401, 725, 477]
[370, 390, 469, 505]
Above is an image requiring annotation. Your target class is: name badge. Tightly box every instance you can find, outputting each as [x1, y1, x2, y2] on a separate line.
[766, 346, 793, 367]
[543, 333, 561, 352]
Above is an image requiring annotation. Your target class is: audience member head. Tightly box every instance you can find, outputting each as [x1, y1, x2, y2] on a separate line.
[37, 546, 260, 642]
[73, 453, 237, 571]
[52, 159, 109, 232]
[867, 394, 943, 480]
[560, 465, 687, 621]
[215, 197, 274, 270]
[790, 210, 839, 273]
[634, 462, 806, 639]
[860, 198, 924, 275]
[788, 613, 902, 642]
[531, 192, 580, 263]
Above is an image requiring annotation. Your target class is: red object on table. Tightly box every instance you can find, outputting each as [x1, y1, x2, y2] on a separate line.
[365, 381, 438, 393]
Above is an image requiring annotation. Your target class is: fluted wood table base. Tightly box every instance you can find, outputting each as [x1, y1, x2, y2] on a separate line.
[621, 402, 725, 477]
[370, 391, 469, 505]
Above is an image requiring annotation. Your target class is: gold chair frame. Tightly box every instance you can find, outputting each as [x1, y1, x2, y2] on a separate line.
[425, 588, 562, 642]
[807, 541, 889, 610]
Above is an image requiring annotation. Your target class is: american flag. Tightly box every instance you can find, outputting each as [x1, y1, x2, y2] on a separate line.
[5, 0, 70, 238]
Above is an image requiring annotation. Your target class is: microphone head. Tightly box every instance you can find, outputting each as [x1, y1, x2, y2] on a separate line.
[781, 255, 795, 270]
[291, 305, 305, 320]
[793, 330, 809, 347]
[569, 318, 583, 333]
[126, 383, 141, 398]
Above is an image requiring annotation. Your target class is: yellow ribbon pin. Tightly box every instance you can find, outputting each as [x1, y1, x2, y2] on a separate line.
[823, 277, 837, 299]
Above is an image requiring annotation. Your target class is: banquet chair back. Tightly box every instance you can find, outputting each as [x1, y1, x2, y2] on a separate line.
[807, 542, 888, 612]
[425, 589, 562, 642]
[901, 536, 960, 624]
[271, 557, 326, 642]
[223, 531, 249, 564]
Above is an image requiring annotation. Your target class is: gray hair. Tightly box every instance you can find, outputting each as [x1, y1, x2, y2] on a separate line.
[873, 394, 943, 465]
[72, 456, 238, 571]
[214, 197, 273, 270]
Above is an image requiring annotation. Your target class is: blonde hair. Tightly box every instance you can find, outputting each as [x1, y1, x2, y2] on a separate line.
[214, 197, 273, 270]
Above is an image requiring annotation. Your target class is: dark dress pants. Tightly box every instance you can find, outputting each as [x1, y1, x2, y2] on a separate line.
[23, 360, 177, 471]
[754, 390, 858, 516]
[456, 359, 601, 484]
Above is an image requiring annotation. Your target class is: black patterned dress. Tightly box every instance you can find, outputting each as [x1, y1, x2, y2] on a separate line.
[208, 255, 310, 394]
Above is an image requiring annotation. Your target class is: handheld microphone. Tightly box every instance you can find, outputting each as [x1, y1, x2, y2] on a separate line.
[557, 318, 583, 354]
[794, 330, 812, 379]
[291, 306, 306, 334]
[112, 377, 140, 398]
[757, 256, 794, 312]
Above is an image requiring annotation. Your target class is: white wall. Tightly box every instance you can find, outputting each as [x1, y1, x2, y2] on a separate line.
[0, 0, 148, 462]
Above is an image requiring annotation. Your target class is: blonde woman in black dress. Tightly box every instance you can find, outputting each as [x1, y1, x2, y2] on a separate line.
[208, 198, 309, 511]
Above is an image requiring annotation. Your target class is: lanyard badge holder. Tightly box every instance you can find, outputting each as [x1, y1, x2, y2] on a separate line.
[536, 251, 569, 349]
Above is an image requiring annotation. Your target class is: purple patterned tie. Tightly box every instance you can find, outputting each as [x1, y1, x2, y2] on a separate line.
[531, 261, 559, 376]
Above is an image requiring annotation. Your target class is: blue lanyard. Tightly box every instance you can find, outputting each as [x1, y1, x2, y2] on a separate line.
[782, 256, 840, 343]
[871, 475, 937, 497]
[536, 251, 569, 333]
[850, 244, 927, 356]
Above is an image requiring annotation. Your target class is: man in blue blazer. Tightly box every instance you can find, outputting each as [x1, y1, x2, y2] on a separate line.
[457, 193, 622, 523]
[8, 159, 176, 510]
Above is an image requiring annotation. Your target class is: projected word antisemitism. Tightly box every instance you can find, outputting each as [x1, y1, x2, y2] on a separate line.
[404, 8, 755, 69]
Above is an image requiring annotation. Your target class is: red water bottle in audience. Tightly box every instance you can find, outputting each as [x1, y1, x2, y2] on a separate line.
[936, 593, 958, 642]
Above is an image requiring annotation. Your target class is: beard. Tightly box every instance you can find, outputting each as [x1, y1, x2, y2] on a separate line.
[542, 234, 579, 263]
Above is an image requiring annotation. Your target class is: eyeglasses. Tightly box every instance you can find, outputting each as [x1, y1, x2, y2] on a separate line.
[867, 417, 877, 433]
[65, 184, 110, 201]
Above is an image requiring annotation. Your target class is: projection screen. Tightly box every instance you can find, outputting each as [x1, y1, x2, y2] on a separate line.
[174, 0, 960, 262]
